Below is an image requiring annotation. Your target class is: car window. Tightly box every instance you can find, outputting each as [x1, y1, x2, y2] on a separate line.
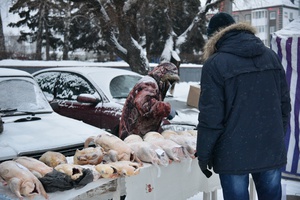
[110, 75, 141, 98]
[55, 72, 96, 100]
[34, 72, 60, 101]
[0, 78, 51, 111]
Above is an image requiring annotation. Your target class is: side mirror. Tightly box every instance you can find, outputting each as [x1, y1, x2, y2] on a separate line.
[77, 94, 100, 104]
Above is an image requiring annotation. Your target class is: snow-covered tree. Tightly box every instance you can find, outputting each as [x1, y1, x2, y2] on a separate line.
[0, 10, 7, 60]
[69, 0, 226, 74]
[8, 0, 80, 60]
[9, 0, 44, 60]
[7, 0, 227, 73]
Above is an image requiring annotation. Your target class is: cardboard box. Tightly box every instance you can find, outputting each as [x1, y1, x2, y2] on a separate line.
[187, 84, 201, 108]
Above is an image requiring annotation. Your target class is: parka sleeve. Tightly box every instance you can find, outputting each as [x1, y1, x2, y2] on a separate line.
[279, 66, 291, 133]
[196, 62, 225, 164]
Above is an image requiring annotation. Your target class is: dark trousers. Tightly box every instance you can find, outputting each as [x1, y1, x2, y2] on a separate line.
[219, 168, 282, 200]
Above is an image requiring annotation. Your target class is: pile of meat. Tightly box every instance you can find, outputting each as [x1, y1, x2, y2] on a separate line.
[0, 130, 197, 200]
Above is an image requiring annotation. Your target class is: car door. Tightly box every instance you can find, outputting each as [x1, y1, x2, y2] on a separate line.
[35, 71, 120, 133]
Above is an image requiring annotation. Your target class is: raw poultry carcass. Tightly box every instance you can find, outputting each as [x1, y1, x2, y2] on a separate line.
[143, 131, 187, 162]
[143, 131, 164, 140]
[54, 164, 84, 180]
[124, 135, 161, 165]
[103, 149, 119, 163]
[0, 160, 48, 200]
[109, 161, 141, 177]
[124, 134, 170, 167]
[161, 130, 196, 158]
[73, 146, 104, 165]
[84, 132, 142, 165]
[147, 143, 170, 167]
[124, 134, 144, 143]
[94, 163, 119, 179]
[185, 129, 198, 137]
[39, 151, 67, 168]
[14, 156, 53, 178]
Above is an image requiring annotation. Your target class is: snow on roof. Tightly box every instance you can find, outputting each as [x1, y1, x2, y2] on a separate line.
[0, 59, 130, 67]
[274, 16, 300, 36]
[233, 0, 299, 11]
[0, 68, 32, 77]
[0, 59, 202, 68]
[33, 66, 141, 78]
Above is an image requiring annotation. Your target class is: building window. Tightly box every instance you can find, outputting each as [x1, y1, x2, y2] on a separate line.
[270, 26, 276, 33]
[257, 26, 264, 33]
[233, 15, 239, 22]
[245, 14, 251, 22]
[290, 12, 294, 20]
[253, 10, 267, 19]
[270, 11, 276, 20]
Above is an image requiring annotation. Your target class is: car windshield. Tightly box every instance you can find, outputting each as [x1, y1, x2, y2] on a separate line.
[0, 77, 52, 115]
[110, 75, 142, 98]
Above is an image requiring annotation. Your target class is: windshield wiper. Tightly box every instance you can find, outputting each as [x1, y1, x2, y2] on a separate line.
[0, 108, 17, 113]
[0, 109, 51, 117]
[0, 108, 18, 117]
[15, 110, 52, 116]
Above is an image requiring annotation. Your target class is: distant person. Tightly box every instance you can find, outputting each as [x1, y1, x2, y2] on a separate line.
[196, 12, 291, 200]
[119, 62, 179, 140]
[168, 52, 181, 97]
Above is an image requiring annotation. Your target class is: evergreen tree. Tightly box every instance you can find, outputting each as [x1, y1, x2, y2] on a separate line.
[0, 10, 7, 60]
[8, 0, 69, 60]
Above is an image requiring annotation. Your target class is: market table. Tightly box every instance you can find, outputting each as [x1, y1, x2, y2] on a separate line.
[125, 159, 220, 200]
[0, 159, 221, 200]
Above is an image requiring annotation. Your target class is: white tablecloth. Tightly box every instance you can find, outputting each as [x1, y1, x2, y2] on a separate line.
[0, 159, 220, 200]
[125, 159, 220, 200]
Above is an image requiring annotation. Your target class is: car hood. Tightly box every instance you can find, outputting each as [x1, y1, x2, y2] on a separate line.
[0, 112, 103, 161]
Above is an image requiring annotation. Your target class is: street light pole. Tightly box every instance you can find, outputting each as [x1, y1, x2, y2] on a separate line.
[298, 0, 300, 16]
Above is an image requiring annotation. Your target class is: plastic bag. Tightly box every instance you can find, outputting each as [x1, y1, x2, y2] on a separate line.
[39, 168, 94, 193]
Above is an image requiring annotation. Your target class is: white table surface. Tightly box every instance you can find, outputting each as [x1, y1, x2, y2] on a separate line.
[0, 159, 220, 200]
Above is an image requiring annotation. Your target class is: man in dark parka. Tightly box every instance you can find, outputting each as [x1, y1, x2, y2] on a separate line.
[196, 12, 291, 200]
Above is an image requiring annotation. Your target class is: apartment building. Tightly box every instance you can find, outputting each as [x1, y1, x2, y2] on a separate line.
[230, 0, 299, 46]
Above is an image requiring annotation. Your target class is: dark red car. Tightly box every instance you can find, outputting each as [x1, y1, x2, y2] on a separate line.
[33, 67, 142, 135]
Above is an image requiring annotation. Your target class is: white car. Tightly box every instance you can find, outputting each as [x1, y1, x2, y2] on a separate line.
[0, 68, 103, 162]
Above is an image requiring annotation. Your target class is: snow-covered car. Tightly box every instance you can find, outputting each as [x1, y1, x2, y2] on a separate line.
[0, 68, 103, 162]
[33, 67, 143, 135]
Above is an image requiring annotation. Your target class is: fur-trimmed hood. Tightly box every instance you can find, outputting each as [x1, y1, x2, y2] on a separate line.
[202, 22, 258, 61]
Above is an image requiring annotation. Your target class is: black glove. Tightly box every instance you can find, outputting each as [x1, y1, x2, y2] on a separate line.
[198, 160, 213, 178]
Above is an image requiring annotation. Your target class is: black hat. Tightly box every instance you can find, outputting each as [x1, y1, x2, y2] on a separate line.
[207, 12, 235, 37]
